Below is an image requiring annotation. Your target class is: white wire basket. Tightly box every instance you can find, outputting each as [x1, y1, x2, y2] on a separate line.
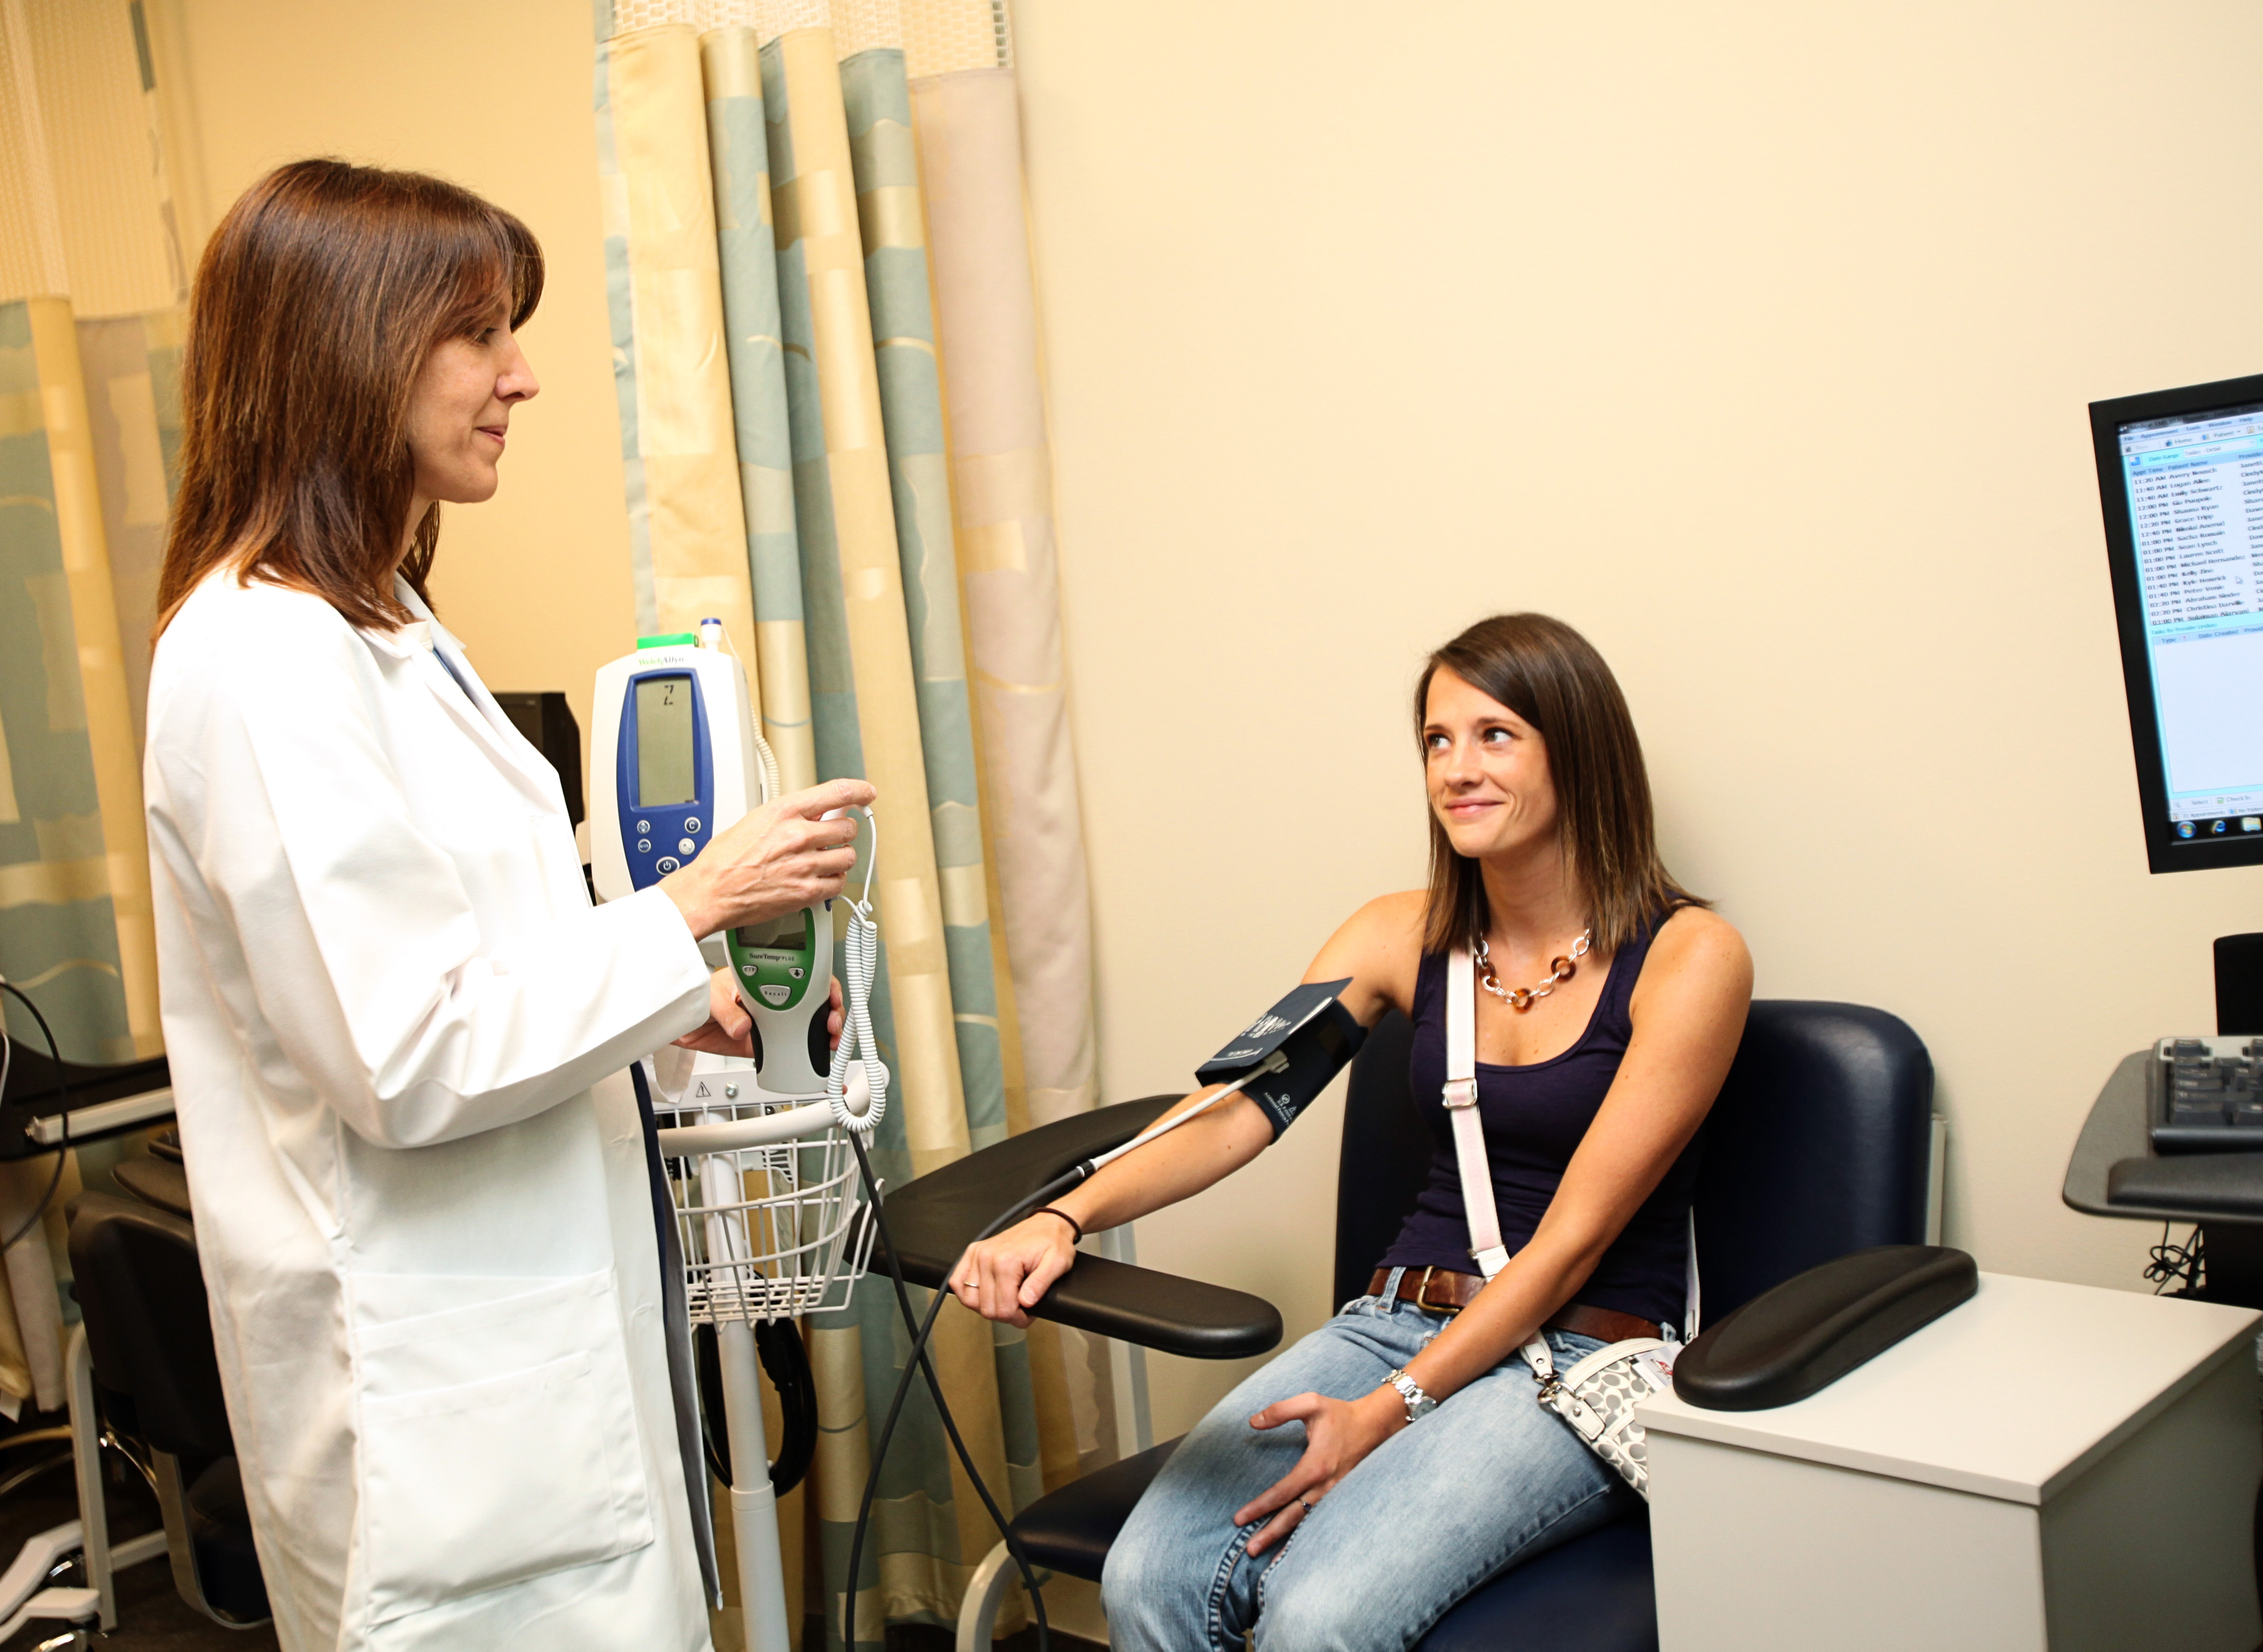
[655, 1081, 878, 1325]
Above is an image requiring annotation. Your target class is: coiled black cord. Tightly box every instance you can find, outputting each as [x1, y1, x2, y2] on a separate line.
[694, 1315, 819, 1496]
[0, 981, 72, 1254]
[842, 1131, 1081, 1652]
[2145, 1221, 2205, 1296]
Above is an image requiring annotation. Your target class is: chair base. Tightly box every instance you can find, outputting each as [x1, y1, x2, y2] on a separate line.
[957, 1540, 1016, 1652]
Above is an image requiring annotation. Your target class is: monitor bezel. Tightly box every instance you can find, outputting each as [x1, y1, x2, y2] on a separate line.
[2092, 370, 2263, 875]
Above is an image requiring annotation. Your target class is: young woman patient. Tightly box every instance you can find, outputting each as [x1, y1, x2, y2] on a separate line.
[952, 612, 1752, 1652]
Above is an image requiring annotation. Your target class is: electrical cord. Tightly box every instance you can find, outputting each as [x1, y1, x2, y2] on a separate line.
[0, 980, 71, 1254]
[840, 1050, 1289, 1648]
[2145, 1221, 2205, 1296]
[811, 775, 1288, 1644]
[847, 1128, 1053, 1650]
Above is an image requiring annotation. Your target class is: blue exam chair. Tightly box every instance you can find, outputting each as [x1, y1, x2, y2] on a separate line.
[882, 1000, 1934, 1651]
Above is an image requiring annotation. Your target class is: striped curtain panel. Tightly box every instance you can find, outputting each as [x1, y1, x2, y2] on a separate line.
[595, 2, 1104, 1645]
[0, 0, 185, 1067]
[0, 0, 188, 1413]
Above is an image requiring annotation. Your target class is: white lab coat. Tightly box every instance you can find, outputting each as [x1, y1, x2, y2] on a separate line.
[142, 571, 716, 1651]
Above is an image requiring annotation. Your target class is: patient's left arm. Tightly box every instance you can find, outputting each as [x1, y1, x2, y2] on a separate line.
[1236, 907, 1751, 1555]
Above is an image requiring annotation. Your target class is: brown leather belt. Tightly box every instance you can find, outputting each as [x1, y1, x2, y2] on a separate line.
[1367, 1266, 1661, 1345]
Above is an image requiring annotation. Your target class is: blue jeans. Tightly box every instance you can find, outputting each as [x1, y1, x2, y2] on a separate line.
[1102, 1272, 1637, 1652]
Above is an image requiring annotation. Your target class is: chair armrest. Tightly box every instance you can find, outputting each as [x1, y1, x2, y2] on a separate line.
[874, 1097, 1285, 1361]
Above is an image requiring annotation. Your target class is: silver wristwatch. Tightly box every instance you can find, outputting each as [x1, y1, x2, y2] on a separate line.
[1382, 1367, 1437, 1425]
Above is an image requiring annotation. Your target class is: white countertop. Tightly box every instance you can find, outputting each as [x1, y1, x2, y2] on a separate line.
[1636, 1272, 2259, 1504]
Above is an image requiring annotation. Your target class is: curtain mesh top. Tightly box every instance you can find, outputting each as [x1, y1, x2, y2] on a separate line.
[606, 0, 1010, 68]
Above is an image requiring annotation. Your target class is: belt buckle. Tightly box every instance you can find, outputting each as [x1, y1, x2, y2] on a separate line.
[1412, 1266, 1459, 1318]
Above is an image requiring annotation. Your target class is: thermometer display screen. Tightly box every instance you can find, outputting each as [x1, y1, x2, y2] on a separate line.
[735, 911, 808, 953]
[635, 676, 695, 807]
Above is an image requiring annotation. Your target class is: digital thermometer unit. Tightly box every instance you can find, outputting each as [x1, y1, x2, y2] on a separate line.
[591, 629, 832, 1096]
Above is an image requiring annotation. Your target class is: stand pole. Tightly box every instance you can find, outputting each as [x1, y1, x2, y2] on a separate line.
[718, 1322, 791, 1652]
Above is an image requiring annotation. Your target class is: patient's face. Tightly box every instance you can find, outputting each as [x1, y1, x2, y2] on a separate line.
[1423, 669, 1557, 864]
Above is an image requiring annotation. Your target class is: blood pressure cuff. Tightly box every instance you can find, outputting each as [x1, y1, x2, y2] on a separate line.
[1195, 979, 1367, 1140]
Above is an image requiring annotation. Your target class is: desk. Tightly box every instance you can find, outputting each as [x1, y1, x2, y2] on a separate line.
[1640, 1272, 2261, 1652]
[2064, 1050, 2263, 1302]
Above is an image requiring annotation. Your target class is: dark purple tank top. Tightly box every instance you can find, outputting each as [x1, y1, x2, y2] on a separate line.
[1377, 917, 1703, 1328]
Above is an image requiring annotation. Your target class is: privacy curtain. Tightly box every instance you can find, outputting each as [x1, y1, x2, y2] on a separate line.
[594, 1, 1104, 1644]
[0, 0, 188, 1412]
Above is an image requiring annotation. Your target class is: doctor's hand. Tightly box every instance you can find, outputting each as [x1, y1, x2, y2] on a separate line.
[949, 1212, 1080, 1330]
[661, 778, 875, 941]
[1236, 1387, 1406, 1556]
[674, 969, 756, 1058]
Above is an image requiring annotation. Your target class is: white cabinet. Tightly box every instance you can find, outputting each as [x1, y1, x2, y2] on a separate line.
[1636, 1273, 2260, 1652]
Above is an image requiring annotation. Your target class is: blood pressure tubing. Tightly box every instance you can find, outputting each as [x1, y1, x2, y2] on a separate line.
[817, 802, 1057, 1645]
[842, 1045, 1290, 1647]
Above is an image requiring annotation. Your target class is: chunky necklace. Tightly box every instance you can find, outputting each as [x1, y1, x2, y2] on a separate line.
[1473, 929, 1592, 1012]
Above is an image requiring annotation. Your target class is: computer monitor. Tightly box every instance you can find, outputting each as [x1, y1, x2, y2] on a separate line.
[2092, 372, 2263, 873]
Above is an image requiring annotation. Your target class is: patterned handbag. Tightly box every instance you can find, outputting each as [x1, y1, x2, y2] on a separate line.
[1515, 1326, 1676, 1496]
[1443, 946, 1696, 1500]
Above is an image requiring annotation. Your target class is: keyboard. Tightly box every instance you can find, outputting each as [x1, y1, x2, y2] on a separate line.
[2150, 1037, 2263, 1153]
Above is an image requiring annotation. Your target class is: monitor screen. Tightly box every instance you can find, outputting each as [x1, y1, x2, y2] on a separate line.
[2094, 372, 2263, 871]
[634, 675, 696, 808]
[735, 910, 809, 953]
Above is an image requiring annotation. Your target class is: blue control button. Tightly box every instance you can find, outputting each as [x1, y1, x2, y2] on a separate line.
[636, 819, 651, 835]
[684, 817, 701, 835]
[656, 856, 680, 873]
[637, 838, 651, 854]
[678, 837, 696, 856]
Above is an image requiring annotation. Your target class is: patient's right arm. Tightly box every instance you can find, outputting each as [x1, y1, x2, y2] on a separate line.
[950, 1079, 1274, 1328]
[951, 892, 1424, 1329]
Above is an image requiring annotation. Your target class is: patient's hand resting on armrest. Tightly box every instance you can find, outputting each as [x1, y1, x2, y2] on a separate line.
[952, 1212, 1080, 1330]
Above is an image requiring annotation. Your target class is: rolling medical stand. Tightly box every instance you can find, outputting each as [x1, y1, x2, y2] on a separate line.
[594, 621, 889, 1648]
[652, 1059, 878, 1650]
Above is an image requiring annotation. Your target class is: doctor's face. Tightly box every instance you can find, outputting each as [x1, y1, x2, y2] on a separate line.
[405, 298, 539, 511]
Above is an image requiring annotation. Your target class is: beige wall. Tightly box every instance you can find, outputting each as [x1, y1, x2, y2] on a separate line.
[160, 0, 636, 752]
[1011, 0, 2263, 1438]
[157, 0, 2263, 1449]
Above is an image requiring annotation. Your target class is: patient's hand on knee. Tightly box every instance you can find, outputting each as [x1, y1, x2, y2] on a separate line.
[1236, 1387, 1408, 1555]
[950, 1216, 1078, 1329]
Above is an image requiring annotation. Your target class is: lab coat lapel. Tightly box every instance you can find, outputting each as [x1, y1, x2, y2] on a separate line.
[365, 582, 568, 820]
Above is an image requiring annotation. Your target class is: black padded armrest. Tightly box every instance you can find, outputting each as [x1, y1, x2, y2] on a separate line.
[1674, 1244, 1976, 1410]
[875, 1097, 1285, 1361]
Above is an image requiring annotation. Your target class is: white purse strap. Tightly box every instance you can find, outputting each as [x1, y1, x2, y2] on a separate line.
[1445, 947, 1510, 1280]
[1683, 1209, 1701, 1342]
[1442, 944, 1703, 1360]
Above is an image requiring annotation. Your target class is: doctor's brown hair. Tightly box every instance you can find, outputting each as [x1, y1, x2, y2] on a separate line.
[1417, 614, 1705, 960]
[155, 159, 543, 638]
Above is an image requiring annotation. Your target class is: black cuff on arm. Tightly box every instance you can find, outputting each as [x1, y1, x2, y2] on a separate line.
[1195, 980, 1369, 1139]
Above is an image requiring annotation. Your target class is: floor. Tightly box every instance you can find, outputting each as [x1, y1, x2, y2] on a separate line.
[0, 1418, 277, 1650]
[0, 1414, 1103, 1652]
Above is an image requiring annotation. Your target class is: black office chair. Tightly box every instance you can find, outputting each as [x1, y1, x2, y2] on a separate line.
[887, 999, 1934, 1651]
[68, 1192, 270, 1628]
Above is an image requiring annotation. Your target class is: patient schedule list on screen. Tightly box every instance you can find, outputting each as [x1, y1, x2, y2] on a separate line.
[2121, 403, 2263, 830]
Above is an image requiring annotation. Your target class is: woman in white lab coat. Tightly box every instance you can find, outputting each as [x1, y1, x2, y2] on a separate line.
[140, 160, 868, 1651]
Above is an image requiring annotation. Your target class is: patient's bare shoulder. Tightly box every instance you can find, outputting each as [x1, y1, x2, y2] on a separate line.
[1633, 906, 1752, 1028]
[1308, 891, 1428, 1023]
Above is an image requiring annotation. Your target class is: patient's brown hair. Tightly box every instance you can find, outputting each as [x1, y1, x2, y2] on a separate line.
[155, 159, 542, 638]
